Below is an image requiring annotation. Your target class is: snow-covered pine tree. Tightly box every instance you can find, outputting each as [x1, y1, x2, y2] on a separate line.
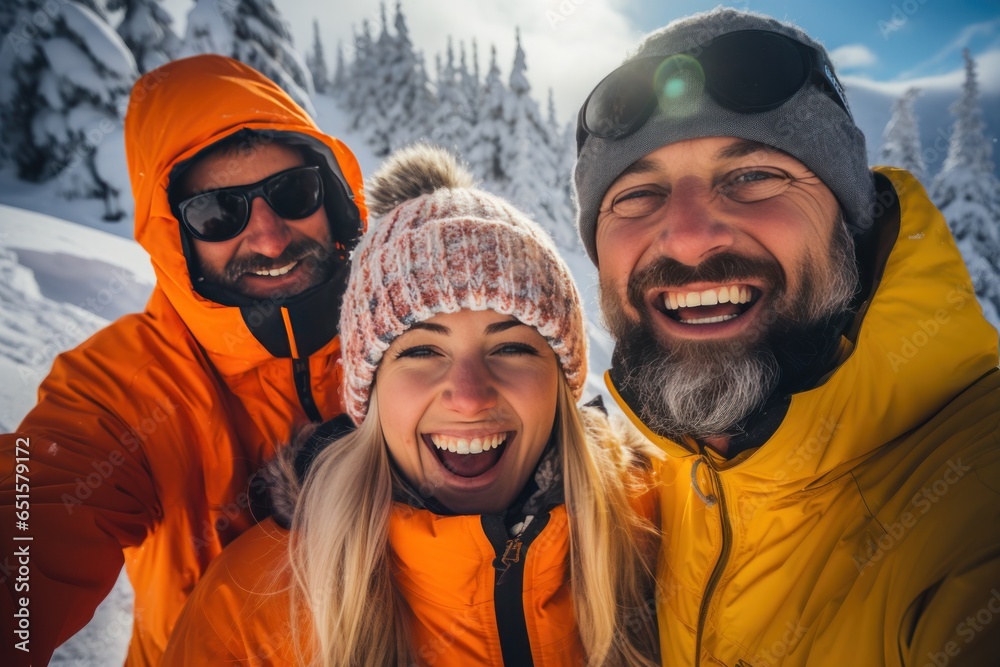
[364, 2, 398, 156]
[331, 40, 346, 94]
[465, 44, 505, 185]
[306, 18, 329, 94]
[346, 19, 377, 129]
[381, 2, 434, 152]
[500, 29, 573, 247]
[427, 37, 473, 156]
[181, 0, 315, 115]
[879, 87, 927, 183]
[930, 49, 1000, 328]
[0, 1, 137, 220]
[458, 41, 479, 126]
[546, 87, 577, 235]
[116, 0, 181, 74]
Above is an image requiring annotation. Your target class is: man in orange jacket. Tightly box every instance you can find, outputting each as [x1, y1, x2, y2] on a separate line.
[0, 54, 367, 666]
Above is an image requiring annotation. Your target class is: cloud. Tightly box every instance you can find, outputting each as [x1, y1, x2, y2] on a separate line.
[898, 17, 1000, 79]
[843, 47, 1000, 96]
[830, 44, 878, 70]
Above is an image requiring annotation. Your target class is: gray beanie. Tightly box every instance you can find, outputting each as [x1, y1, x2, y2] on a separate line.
[573, 7, 876, 265]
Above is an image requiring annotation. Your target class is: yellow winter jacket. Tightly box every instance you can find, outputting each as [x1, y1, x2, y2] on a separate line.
[608, 168, 1000, 666]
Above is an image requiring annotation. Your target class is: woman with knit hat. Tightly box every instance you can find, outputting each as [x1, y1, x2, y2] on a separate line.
[162, 144, 661, 666]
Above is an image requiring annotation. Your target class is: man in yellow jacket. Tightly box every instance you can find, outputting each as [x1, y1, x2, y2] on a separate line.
[0, 55, 367, 666]
[574, 8, 1000, 666]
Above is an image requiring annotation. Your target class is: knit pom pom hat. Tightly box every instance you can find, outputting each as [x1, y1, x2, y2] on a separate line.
[340, 144, 587, 424]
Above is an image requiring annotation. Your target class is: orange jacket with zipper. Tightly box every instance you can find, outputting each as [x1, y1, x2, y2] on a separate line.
[0, 55, 366, 666]
[162, 408, 659, 666]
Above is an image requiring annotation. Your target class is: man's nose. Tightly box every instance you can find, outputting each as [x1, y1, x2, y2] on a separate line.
[242, 196, 292, 257]
[650, 180, 736, 266]
[440, 356, 499, 416]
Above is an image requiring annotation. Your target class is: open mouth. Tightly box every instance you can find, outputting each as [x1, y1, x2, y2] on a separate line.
[655, 283, 761, 325]
[423, 432, 511, 478]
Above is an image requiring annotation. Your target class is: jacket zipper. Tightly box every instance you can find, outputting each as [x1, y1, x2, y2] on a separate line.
[482, 513, 551, 667]
[695, 462, 731, 667]
[292, 358, 322, 422]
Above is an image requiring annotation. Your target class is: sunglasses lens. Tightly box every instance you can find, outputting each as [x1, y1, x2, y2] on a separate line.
[584, 59, 657, 139]
[266, 169, 323, 220]
[701, 31, 808, 112]
[182, 191, 248, 241]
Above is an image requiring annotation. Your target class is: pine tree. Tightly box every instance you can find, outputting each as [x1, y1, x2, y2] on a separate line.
[364, 2, 397, 156]
[427, 37, 473, 155]
[0, 1, 137, 220]
[116, 0, 181, 74]
[500, 29, 573, 246]
[331, 40, 346, 93]
[465, 44, 506, 184]
[181, 0, 315, 115]
[346, 19, 377, 129]
[879, 87, 927, 182]
[930, 49, 1000, 328]
[306, 18, 329, 94]
[381, 2, 434, 152]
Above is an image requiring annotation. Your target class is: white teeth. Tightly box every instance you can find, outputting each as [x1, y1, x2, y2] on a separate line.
[253, 260, 298, 277]
[663, 285, 754, 310]
[679, 314, 739, 325]
[429, 433, 506, 455]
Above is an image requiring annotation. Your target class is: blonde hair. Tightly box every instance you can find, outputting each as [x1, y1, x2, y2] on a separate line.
[289, 380, 660, 666]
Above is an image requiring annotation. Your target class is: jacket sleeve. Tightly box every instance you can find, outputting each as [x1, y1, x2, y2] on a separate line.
[162, 519, 298, 666]
[1, 343, 162, 667]
[901, 553, 1000, 666]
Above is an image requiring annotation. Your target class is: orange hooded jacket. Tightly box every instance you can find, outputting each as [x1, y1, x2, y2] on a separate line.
[0, 55, 366, 666]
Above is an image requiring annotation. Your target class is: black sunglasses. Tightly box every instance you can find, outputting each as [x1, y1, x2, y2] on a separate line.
[576, 29, 852, 153]
[177, 165, 324, 242]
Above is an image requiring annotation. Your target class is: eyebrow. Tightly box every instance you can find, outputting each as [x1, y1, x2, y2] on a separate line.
[612, 157, 660, 184]
[716, 139, 783, 160]
[485, 319, 526, 335]
[407, 319, 526, 336]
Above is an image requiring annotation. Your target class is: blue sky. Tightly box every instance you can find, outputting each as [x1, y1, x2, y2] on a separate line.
[624, 0, 1000, 81]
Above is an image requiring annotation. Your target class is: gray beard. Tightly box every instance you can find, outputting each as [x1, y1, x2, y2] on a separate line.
[602, 220, 859, 441]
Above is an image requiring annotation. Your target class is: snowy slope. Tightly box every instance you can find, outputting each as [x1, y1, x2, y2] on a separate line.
[0, 204, 154, 663]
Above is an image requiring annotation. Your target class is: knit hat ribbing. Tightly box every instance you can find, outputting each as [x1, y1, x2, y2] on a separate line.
[340, 144, 587, 424]
[573, 7, 876, 265]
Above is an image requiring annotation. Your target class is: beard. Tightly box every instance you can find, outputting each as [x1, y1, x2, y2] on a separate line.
[601, 219, 860, 441]
[199, 237, 338, 300]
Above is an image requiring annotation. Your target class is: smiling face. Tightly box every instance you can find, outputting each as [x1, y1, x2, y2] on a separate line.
[374, 309, 560, 516]
[597, 136, 858, 442]
[180, 142, 336, 300]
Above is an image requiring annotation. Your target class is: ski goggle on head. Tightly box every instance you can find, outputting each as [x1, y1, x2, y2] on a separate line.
[177, 165, 325, 242]
[576, 29, 852, 153]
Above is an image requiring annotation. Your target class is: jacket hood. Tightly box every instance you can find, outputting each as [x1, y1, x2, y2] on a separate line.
[124, 55, 368, 373]
[608, 168, 999, 483]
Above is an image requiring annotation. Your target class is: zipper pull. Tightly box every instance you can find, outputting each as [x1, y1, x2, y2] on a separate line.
[501, 538, 522, 568]
[493, 536, 523, 586]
